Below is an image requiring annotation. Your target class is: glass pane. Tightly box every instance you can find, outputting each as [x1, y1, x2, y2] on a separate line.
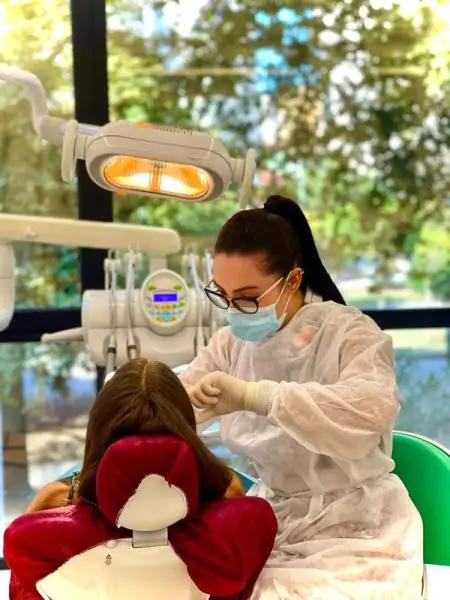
[0, 2, 80, 307]
[393, 328, 450, 448]
[0, 342, 96, 555]
[107, 1, 450, 310]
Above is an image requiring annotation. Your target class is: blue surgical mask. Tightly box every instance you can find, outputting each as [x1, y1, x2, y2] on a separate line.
[226, 273, 293, 342]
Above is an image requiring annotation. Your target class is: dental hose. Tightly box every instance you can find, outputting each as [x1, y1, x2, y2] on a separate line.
[125, 250, 139, 360]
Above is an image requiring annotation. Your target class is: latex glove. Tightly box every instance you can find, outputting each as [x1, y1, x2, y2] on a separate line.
[186, 379, 221, 409]
[194, 371, 268, 424]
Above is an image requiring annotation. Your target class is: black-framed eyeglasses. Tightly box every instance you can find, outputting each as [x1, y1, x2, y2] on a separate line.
[204, 276, 285, 315]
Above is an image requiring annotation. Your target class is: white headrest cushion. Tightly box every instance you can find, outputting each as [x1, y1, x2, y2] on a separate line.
[117, 474, 187, 531]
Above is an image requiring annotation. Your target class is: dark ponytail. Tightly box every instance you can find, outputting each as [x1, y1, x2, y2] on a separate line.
[215, 195, 345, 305]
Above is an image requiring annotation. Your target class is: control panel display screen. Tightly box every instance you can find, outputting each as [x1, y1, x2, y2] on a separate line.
[153, 292, 178, 303]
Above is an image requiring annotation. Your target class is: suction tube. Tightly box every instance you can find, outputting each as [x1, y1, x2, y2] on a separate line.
[125, 250, 139, 360]
[104, 251, 118, 377]
[188, 250, 206, 355]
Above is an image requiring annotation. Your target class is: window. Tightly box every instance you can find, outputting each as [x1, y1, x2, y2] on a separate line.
[393, 328, 450, 447]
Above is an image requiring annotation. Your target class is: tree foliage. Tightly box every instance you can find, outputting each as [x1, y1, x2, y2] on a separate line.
[139, 0, 449, 290]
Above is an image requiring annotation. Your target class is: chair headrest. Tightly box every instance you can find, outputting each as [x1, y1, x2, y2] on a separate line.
[96, 434, 199, 531]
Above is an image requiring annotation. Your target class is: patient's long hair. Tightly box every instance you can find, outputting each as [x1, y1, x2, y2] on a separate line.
[77, 359, 231, 504]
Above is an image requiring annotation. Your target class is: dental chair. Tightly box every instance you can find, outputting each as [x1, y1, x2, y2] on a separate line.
[4, 434, 277, 600]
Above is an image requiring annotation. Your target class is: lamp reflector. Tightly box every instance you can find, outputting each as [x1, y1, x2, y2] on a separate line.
[102, 155, 212, 200]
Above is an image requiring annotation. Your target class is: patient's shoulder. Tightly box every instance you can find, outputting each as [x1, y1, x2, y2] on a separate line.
[26, 481, 71, 512]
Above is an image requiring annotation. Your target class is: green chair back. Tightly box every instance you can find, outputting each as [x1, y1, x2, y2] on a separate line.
[393, 431, 450, 566]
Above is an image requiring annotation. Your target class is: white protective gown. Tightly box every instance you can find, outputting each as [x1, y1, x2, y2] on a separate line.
[181, 292, 423, 599]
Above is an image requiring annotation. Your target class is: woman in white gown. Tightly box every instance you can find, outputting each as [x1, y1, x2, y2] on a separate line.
[181, 195, 423, 599]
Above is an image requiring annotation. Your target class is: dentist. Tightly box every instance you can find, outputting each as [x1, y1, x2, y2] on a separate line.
[181, 195, 423, 599]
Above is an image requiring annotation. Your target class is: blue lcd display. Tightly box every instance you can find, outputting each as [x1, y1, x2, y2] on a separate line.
[153, 293, 178, 303]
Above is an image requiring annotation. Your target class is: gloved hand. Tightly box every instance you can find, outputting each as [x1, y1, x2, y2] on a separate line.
[192, 371, 269, 424]
[186, 379, 221, 409]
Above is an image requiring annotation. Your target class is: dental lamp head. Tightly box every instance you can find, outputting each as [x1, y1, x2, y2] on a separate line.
[0, 65, 256, 207]
[82, 122, 256, 205]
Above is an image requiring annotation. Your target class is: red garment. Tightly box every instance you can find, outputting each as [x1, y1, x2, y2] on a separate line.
[5, 435, 277, 599]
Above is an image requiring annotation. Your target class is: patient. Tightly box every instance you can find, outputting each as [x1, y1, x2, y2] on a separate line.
[27, 358, 243, 512]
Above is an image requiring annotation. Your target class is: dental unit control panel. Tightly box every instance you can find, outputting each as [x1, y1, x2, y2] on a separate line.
[38, 247, 224, 373]
[141, 270, 190, 334]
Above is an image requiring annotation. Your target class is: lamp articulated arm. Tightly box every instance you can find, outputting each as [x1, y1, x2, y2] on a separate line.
[0, 64, 256, 205]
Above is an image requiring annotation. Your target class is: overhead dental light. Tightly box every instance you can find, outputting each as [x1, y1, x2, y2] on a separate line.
[0, 65, 256, 206]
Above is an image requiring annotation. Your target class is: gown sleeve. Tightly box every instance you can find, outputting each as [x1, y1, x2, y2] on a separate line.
[259, 313, 400, 460]
[179, 327, 232, 387]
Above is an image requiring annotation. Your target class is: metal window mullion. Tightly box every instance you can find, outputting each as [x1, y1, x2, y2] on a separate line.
[70, 0, 113, 294]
